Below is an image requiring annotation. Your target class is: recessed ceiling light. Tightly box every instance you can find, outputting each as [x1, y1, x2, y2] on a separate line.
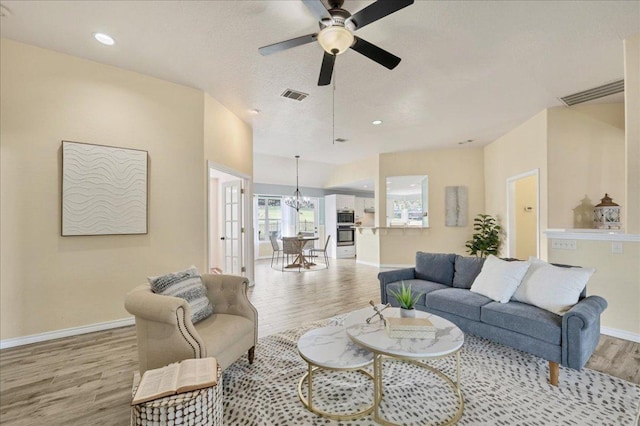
[363, 185, 368, 188]
[372, 120, 383, 125]
[93, 33, 115, 46]
[250, 109, 261, 114]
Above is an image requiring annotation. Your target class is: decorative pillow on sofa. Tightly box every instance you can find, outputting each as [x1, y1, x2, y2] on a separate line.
[470, 255, 530, 303]
[452, 255, 485, 289]
[511, 257, 595, 315]
[148, 266, 213, 324]
[415, 252, 456, 285]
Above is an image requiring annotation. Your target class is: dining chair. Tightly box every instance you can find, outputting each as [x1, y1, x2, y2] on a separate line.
[269, 235, 282, 267]
[282, 237, 301, 271]
[310, 235, 331, 267]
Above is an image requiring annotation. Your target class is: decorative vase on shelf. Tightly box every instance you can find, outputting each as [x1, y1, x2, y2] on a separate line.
[400, 308, 416, 318]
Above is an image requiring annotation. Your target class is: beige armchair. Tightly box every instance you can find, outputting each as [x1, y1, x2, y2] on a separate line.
[125, 274, 258, 374]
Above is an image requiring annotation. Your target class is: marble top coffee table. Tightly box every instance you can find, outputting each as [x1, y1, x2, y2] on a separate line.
[344, 307, 465, 426]
[296, 326, 374, 421]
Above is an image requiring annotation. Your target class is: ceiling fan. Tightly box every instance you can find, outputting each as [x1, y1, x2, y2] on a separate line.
[259, 0, 414, 86]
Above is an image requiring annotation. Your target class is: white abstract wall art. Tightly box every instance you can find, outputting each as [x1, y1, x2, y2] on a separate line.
[62, 141, 148, 236]
[445, 186, 468, 227]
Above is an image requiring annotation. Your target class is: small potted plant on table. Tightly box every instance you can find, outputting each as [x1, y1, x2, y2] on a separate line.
[389, 281, 423, 318]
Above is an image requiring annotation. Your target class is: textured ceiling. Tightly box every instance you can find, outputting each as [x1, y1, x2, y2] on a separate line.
[1, 1, 638, 166]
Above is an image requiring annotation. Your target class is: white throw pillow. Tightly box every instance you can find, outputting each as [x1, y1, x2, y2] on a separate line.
[470, 255, 531, 303]
[512, 257, 595, 315]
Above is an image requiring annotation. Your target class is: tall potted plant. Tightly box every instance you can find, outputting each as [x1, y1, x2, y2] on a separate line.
[465, 214, 502, 258]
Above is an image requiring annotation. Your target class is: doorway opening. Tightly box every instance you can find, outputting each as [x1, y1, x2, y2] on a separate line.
[506, 169, 539, 259]
[207, 161, 254, 285]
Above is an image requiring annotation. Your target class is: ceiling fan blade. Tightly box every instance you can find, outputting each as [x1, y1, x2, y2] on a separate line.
[302, 0, 331, 21]
[351, 36, 401, 70]
[347, 0, 414, 30]
[259, 33, 317, 56]
[318, 52, 336, 86]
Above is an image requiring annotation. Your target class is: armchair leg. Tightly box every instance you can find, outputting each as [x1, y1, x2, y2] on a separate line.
[549, 361, 559, 386]
[248, 346, 255, 364]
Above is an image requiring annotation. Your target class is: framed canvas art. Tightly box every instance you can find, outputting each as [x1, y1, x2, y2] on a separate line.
[61, 141, 148, 236]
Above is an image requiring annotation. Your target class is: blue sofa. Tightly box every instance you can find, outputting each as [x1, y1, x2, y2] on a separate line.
[378, 252, 608, 386]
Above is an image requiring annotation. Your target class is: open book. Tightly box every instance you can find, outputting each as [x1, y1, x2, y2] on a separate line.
[132, 357, 218, 405]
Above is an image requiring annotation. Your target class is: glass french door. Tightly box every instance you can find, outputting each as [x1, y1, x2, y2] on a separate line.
[222, 180, 243, 275]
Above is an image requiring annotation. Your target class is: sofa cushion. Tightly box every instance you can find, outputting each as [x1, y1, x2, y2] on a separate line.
[481, 301, 562, 345]
[415, 252, 456, 285]
[386, 279, 449, 307]
[470, 255, 531, 303]
[512, 257, 595, 315]
[148, 266, 213, 324]
[426, 288, 493, 321]
[453, 255, 485, 289]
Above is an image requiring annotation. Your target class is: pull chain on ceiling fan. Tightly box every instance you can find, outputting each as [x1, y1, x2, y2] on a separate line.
[259, 0, 414, 86]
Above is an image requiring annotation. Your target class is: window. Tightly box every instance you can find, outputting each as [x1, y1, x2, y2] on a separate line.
[256, 197, 282, 241]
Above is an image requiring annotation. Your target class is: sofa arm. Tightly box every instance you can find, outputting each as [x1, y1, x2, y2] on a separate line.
[202, 274, 258, 344]
[125, 285, 205, 374]
[562, 295, 608, 370]
[378, 268, 416, 304]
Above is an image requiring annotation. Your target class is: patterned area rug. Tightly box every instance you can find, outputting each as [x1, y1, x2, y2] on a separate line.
[222, 316, 640, 425]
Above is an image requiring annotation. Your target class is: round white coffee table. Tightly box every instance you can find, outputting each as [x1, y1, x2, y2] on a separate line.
[297, 326, 374, 420]
[344, 307, 465, 426]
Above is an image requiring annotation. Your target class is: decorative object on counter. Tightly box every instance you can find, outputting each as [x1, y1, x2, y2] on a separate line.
[593, 193, 621, 230]
[284, 155, 314, 212]
[465, 214, 502, 258]
[366, 300, 391, 325]
[445, 186, 468, 227]
[388, 281, 423, 318]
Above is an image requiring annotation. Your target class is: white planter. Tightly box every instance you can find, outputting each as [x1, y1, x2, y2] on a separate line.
[400, 308, 416, 318]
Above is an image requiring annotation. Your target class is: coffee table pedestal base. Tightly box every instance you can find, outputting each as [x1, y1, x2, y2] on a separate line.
[298, 363, 374, 421]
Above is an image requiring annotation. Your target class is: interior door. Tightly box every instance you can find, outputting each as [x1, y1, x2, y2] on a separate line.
[222, 180, 243, 275]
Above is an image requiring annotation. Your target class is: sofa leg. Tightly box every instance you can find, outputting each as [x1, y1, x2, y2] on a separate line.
[248, 346, 255, 364]
[549, 361, 559, 386]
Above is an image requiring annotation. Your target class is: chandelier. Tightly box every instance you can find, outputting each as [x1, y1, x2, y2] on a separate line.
[284, 155, 314, 211]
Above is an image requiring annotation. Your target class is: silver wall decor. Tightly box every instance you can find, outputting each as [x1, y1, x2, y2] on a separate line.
[62, 141, 148, 236]
[445, 186, 468, 227]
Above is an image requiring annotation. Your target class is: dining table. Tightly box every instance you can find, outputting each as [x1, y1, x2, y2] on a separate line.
[283, 236, 319, 270]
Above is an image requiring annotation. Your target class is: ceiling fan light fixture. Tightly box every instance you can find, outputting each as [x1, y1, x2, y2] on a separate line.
[317, 26, 354, 55]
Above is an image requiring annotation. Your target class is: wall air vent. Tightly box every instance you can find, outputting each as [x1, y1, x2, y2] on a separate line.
[281, 89, 308, 101]
[559, 80, 624, 106]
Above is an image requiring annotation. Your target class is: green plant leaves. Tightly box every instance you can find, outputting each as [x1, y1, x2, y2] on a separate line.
[389, 281, 423, 310]
[465, 214, 502, 258]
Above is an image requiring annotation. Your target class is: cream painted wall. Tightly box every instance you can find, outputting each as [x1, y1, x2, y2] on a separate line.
[324, 155, 378, 189]
[624, 34, 640, 234]
[0, 39, 252, 340]
[484, 110, 548, 258]
[377, 148, 485, 265]
[204, 94, 252, 178]
[515, 175, 537, 259]
[548, 241, 640, 335]
[547, 106, 625, 229]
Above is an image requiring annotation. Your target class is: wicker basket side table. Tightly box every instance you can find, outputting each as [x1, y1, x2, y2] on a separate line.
[131, 365, 223, 426]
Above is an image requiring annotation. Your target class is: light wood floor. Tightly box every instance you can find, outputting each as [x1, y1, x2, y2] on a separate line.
[1, 259, 638, 425]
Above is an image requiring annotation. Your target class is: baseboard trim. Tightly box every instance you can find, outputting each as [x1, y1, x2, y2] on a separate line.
[601, 326, 640, 343]
[0, 317, 135, 350]
[379, 264, 413, 269]
[356, 260, 380, 267]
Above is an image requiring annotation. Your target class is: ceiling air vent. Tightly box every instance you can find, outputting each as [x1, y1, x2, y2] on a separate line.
[334, 138, 348, 143]
[560, 80, 624, 106]
[281, 89, 308, 101]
